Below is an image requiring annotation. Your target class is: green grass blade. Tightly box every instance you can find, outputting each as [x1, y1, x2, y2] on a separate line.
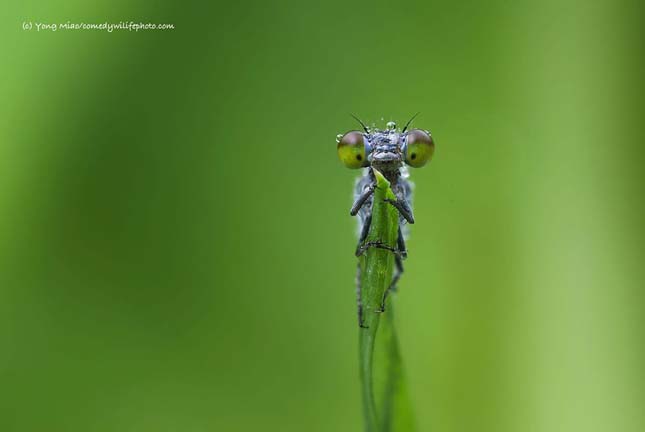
[374, 303, 416, 432]
[358, 169, 415, 432]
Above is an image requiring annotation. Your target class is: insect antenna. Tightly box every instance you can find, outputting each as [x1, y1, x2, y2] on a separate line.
[350, 113, 370, 133]
[401, 112, 421, 133]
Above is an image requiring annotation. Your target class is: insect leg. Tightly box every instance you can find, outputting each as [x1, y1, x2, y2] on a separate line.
[384, 198, 415, 224]
[355, 213, 372, 256]
[356, 224, 407, 257]
[350, 183, 375, 216]
[356, 241, 402, 257]
[356, 262, 368, 328]
[377, 254, 404, 313]
[397, 225, 408, 259]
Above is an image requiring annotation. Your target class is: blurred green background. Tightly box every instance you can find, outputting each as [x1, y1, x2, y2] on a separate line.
[2, 1, 644, 431]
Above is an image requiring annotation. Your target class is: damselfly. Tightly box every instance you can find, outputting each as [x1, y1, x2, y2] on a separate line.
[337, 115, 435, 327]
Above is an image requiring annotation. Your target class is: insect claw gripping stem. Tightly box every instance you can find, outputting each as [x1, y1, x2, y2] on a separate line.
[376, 255, 404, 314]
[350, 183, 376, 216]
[356, 263, 369, 328]
[355, 240, 405, 258]
[397, 226, 408, 260]
[384, 198, 415, 224]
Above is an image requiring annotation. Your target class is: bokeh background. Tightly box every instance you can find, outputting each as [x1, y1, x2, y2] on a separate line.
[2, 1, 644, 431]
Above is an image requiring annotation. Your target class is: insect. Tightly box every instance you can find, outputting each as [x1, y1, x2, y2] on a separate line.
[337, 114, 435, 327]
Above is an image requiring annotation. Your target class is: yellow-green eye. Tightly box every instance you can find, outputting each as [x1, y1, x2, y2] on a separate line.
[405, 129, 434, 168]
[337, 131, 368, 169]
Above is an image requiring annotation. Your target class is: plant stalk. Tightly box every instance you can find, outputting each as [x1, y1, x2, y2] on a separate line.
[358, 169, 415, 432]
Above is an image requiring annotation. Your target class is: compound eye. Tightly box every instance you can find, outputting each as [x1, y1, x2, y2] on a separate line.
[405, 129, 434, 168]
[337, 131, 368, 169]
